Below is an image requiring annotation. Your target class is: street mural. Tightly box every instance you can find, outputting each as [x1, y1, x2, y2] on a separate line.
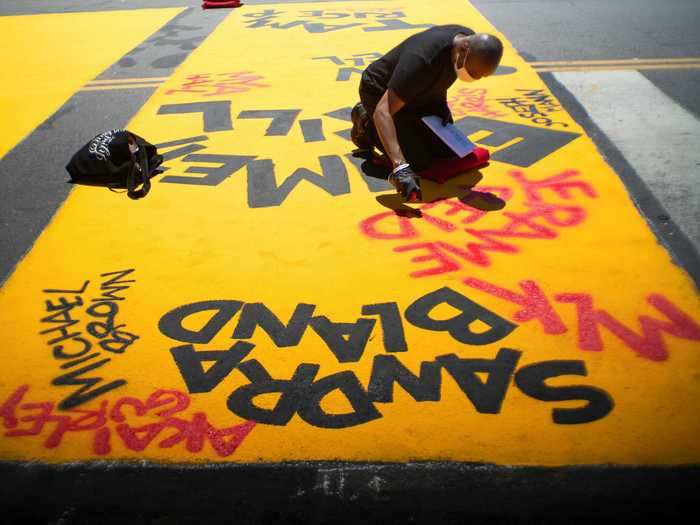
[0, 0, 699, 465]
[0, 8, 185, 160]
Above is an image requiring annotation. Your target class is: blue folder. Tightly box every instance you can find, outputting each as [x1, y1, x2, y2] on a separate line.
[421, 115, 476, 158]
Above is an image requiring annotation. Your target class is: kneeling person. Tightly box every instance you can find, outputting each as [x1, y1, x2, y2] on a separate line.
[351, 25, 503, 201]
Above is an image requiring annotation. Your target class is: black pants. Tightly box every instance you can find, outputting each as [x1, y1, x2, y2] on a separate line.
[359, 82, 455, 172]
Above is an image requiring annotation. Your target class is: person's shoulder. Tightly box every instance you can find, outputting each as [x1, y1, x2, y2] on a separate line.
[409, 25, 473, 62]
[438, 24, 474, 35]
[410, 24, 470, 39]
[411, 25, 473, 47]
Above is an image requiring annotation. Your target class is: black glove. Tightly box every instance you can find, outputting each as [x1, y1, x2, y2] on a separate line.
[389, 164, 422, 202]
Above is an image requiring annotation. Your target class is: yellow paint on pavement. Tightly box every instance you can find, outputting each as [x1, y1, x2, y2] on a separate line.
[1, 1, 699, 466]
[0, 9, 184, 159]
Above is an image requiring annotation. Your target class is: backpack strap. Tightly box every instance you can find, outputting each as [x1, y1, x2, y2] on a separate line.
[126, 133, 151, 200]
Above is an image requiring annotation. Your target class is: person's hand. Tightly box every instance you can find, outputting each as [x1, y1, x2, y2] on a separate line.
[389, 163, 422, 202]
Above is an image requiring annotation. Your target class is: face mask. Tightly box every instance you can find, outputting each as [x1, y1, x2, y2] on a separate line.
[455, 61, 477, 83]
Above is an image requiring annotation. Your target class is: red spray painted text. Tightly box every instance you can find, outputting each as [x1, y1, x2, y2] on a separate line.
[359, 169, 597, 277]
[0, 385, 255, 457]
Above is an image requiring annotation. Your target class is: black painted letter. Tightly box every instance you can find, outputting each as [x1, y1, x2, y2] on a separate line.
[246, 155, 350, 207]
[368, 355, 441, 402]
[405, 287, 516, 345]
[232, 303, 315, 347]
[437, 348, 521, 414]
[310, 316, 376, 363]
[227, 360, 318, 426]
[171, 341, 255, 393]
[159, 300, 243, 344]
[362, 303, 408, 353]
[298, 371, 382, 428]
[514, 360, 614, 424]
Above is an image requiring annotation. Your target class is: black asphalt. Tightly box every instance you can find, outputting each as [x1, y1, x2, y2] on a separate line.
[473, 0, 700, 118]
[2, 461, 698, 523]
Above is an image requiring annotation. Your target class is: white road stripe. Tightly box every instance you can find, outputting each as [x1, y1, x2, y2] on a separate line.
[554, 70, 700, 251]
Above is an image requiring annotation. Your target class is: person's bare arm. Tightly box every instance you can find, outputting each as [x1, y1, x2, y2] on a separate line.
[373, 89, 407, 169]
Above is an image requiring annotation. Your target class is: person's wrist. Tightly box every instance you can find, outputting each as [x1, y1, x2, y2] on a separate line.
[391, 157, 408, 168]
[391, 162, 410, 174]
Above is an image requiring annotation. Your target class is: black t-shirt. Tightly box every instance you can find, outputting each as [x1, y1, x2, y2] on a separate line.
[361, 24, 473, 113]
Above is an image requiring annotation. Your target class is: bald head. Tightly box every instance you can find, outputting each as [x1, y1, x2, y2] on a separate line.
[469, 33, 503, 68]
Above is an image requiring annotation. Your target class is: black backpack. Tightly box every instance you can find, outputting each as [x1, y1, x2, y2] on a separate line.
[66, 129, 163, 199]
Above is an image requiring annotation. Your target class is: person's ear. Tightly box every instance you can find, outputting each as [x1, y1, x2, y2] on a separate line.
[454, 39, 468, 69]
[460, 48, 469, 70]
